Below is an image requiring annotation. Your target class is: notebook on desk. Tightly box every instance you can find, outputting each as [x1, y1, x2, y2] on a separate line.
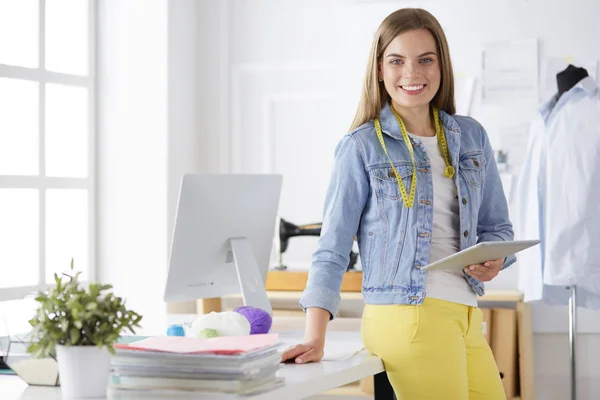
[114, 333, 279, 355]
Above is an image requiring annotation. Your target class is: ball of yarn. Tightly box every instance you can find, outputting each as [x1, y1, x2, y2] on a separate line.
[166, 324, 185, 337]
[233, 306, 272, 334]
[190, 311, 251, 337]
[198, 328, 218, 338]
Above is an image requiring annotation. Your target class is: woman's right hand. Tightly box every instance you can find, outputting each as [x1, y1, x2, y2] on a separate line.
[281, 307, 330, 364]
[280, 340, 324, 364]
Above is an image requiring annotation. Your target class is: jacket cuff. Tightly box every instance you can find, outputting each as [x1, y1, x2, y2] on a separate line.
[502, 254, 517, 270]
[299, 285, 341, 321]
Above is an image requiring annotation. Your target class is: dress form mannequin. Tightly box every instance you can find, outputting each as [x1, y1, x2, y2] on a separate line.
[554, 63, 589, 400]
[556, 64, 589, 99]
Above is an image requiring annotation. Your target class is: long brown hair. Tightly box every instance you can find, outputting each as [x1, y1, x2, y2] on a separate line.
[349, 8, 456, 131]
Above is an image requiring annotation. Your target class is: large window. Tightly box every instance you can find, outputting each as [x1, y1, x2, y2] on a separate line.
[0, 0, 95, 301]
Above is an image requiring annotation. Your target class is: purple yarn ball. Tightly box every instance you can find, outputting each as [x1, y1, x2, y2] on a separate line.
[233, 306, 272, 334]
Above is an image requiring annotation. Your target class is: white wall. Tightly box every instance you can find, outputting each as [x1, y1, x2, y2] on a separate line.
[96, 0, 168, 329]
[167, 0, 231, 238]
[96, 0, 236, 322]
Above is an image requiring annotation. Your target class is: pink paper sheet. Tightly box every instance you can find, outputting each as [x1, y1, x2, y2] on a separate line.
[114, 333, 279, 355]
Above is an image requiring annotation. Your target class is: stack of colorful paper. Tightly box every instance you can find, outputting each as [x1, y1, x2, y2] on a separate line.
[107, 333, 282, 398]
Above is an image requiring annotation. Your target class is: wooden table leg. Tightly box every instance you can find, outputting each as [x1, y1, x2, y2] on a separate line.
[196, 298, 222, 314]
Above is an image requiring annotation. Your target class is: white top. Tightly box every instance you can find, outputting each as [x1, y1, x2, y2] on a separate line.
[514, 76, 600, 309]
[409, 132, 477, 307]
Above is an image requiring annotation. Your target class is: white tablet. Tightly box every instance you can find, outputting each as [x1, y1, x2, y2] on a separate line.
[421, 240, 540, 272]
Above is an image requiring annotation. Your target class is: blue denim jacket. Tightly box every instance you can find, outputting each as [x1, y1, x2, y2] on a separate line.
[299, 102, 515, 318]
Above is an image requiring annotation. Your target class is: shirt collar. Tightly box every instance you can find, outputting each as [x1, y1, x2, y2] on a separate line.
[539, 76, 599, 123]
[578, 76, 598, 96]
[538, 95, 559, 122]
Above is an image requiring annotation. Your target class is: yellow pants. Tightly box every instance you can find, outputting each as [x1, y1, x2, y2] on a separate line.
[361, 298, 505, 400]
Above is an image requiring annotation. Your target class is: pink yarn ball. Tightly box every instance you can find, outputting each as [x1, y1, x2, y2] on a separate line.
[233, 306, 272, 334]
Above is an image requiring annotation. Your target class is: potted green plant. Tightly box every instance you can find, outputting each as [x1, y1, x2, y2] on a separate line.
[27, 260, 142, 398]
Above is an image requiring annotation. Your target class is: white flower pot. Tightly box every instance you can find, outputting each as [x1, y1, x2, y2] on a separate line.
[56, 345, 111, 398]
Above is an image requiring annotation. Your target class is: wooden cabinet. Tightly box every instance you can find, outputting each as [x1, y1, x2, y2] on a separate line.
[479, 290, 535, 400]
[265, 270, 362, 292]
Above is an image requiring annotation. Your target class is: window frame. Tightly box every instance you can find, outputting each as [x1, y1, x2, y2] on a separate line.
[0, 0, 96, 301]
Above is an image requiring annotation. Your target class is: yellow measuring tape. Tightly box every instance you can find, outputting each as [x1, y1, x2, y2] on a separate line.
[374, 104, 455, 208]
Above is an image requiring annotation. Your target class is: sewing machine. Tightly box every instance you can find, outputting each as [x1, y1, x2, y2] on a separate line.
[273, 218, 358, 271]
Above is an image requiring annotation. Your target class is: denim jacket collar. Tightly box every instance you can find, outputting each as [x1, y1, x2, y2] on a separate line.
[379, 101, 461, 138]
[378, 101, 462, 160]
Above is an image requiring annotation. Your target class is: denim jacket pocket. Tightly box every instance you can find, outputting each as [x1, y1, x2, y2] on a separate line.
[459, 152, 486, 189]
[371, 164, 414, 200]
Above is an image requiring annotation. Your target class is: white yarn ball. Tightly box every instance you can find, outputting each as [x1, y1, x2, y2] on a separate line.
[190, 311, 251, 337]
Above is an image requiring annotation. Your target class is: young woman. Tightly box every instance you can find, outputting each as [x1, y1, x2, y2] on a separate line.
[281, 8, 514, 400]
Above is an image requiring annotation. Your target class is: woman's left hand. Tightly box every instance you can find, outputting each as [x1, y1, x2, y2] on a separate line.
[463, 259, 504, 282]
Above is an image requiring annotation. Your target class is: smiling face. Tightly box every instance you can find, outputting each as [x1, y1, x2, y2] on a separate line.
[379, 29, 441, 112]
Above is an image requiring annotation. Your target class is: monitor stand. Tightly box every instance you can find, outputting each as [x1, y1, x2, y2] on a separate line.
[229, 238, 273, 315]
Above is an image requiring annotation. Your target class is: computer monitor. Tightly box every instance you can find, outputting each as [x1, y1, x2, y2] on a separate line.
[164, 174, 282, 315]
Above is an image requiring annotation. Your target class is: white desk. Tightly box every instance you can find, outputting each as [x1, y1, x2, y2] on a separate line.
[1, 326, 384, 400]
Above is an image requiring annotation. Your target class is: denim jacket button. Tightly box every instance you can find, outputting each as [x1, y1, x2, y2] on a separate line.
[464, 230, 469, 237]
[462, 197, 467, 205]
